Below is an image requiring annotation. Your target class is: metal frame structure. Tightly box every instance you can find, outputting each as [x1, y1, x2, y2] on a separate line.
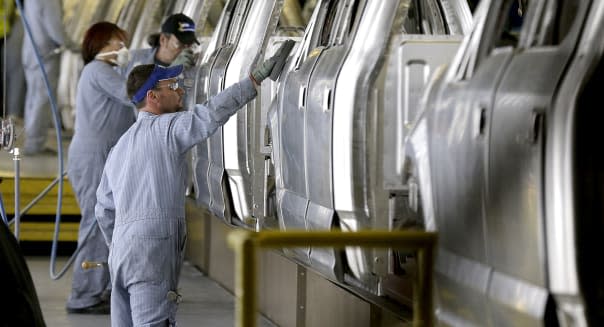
[227, 230, 437, 327]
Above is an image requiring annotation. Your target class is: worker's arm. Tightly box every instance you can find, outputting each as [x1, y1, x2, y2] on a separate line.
[167, 39, 294, 154]
[168, 77, 258, 154]
[93, 63, 135, 108]
[95, 168, 116, 247]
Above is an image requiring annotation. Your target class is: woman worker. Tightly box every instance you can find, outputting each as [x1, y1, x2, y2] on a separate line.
[65, 22, 136, 314]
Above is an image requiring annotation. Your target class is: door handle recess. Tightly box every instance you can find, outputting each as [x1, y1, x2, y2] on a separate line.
[475, 106, 487, 137]
[530, 110, 544, 144]
[323, 88, 332, 112]
[298, 86, 307, 110]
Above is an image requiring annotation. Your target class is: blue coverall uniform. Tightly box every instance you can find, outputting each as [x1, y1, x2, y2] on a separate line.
[21, 0, 66, 153]
[66, 60, 136, 310]
[96, 78, 256, 326]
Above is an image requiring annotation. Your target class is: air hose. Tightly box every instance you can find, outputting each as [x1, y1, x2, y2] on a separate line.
[14, 0, 96, 280]
[0, 192, 8, 225]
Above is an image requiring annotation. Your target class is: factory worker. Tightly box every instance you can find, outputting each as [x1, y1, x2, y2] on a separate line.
[21, 0, 73, 155]
[95, 39, 293, 326]
[124, 13, 197, 74]
[66, 22, 136, 315]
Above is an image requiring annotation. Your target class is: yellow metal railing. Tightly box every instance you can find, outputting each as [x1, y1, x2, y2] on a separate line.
[227, 230, 438, 327]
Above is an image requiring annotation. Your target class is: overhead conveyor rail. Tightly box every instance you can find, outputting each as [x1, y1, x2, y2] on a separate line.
[227, 230, 438, 327]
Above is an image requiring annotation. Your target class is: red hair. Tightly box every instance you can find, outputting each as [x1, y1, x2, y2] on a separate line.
[82, 22, 128, 65]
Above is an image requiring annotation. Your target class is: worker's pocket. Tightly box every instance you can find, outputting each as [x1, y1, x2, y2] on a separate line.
[129, 234, 173, 284]
[125, 219, 180, 284]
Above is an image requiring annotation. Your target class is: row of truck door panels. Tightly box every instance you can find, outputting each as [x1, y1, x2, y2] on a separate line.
[58, 0, 604, 325]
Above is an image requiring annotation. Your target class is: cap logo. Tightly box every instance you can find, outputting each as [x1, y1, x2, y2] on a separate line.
[178, 22, 195, 32]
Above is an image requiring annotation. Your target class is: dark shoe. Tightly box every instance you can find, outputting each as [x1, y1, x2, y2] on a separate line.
[66, 301, 110, 315]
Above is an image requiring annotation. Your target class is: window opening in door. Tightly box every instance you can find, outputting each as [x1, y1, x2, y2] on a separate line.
[495, 0, 529, 48]
[319, 0, 338, 46]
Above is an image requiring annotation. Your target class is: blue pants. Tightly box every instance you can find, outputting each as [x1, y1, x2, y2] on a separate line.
[66, 152, 110, 309]
[109, 218, 186, 326]
[23, 56, 59, 152]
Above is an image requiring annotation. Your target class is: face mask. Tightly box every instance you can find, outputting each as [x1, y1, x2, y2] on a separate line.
[96, 47, 130, 67]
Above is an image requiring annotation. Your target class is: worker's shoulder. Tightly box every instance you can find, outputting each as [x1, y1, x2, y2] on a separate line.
[82, 60, 118, 78]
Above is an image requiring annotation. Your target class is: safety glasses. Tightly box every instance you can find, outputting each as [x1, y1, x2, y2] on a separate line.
[155, 80, 181, 91]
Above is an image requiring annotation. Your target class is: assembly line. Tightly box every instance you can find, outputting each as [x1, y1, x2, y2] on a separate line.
[0, 0, 603, 326]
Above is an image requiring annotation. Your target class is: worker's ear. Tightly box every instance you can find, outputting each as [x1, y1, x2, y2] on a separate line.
[146, 90, 159, 104]
[159, 33, 170, 46]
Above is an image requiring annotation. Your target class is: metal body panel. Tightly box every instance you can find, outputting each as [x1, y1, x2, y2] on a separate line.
[191, 0, 248, 221]
[431, 50, 512, 262]
[269, 0, 470, 293]
[277, 189, 311, 265]
[272, 0, 329, 198]
[487, 48, 573, 286]
[191, 0, 242, 214]
[115, 0, 148, 35]
[257, 37, 302, 224]
[302, 0, 358, 281]
[435, 249, 491, 326]
[403, 0, 604, 324]
[207, 45, 235, 220]
[273, 0, 350, 280]
[181, 0, 216, 35]
[306, 202, 341, 280]
[334, 0, 467, 283]
[546, 3, 604, 325]
[332, 0, 401, 282]
[192, 52, 220, 209]
[223, 0, 284, 226]
[382, 36, 463, 191]
[487, 271, 550, 326]
[192, 0, 289, 228]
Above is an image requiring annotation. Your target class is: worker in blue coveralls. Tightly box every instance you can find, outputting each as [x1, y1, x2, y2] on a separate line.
[124, 13, 197, 75]
[21, 0, 75, 155]
[95, 41, 291, 325]
[65, 22, 136, 315]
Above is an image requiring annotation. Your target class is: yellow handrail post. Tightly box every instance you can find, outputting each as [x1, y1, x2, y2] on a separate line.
[228, 230, 258, 327]
[414, 245, 435, 327]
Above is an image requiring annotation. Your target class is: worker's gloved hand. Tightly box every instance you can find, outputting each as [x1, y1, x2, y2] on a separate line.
[250, 57, 276, 85]
[250, 39, 295, 85]
[172, 48, 195, 69]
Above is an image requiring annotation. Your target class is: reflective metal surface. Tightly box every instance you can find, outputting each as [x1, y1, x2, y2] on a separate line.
[403, 0, 604, 325]
[271, 0, 467, 285]
[191, 0, 293, 230]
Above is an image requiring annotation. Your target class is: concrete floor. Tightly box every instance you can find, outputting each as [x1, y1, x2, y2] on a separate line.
[28, 257, 277, 327]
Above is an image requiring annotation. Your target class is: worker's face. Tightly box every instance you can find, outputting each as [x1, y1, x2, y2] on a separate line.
[106, 36, 127, 52]
[155, 78, 184, 113]
[160, 34, 191, 63]
[97, 36, 128, 65]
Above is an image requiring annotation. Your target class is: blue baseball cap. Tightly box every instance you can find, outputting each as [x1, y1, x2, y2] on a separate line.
[132, 64, 184, 104]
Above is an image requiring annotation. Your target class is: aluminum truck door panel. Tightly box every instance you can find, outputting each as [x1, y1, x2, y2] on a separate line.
[274, 0, 332, 233]
[222, 0, 285, 227]
[192, 49, 223, 209]
[485, 1, 588, 325]
[426, 1, 512, 324]
[207, 44, 236, 220]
